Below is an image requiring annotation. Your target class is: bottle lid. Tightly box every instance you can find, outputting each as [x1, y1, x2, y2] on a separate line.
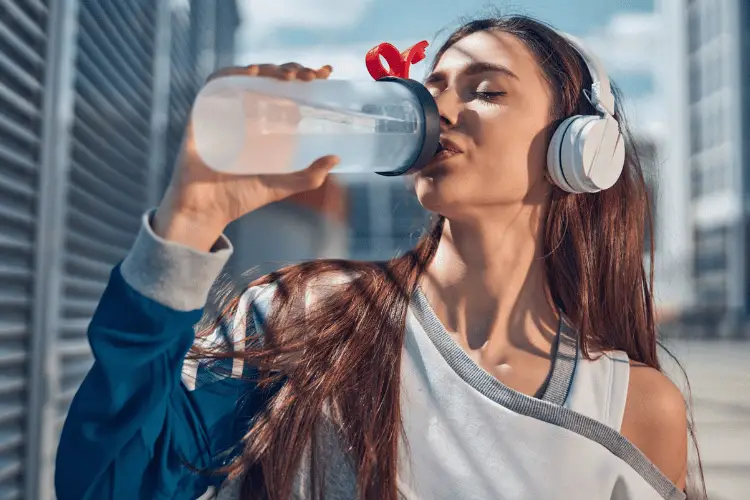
[365, 41, 440, 176]
[365, 40, 429, 80]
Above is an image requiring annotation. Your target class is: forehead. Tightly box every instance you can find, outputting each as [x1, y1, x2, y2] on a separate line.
[434, 30, 535, 75]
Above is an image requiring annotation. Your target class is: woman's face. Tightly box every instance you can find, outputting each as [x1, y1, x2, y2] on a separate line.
[414, 30, 555, 218]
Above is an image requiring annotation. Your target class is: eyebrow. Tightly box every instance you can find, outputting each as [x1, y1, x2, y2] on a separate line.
[424, 61, 519, 86]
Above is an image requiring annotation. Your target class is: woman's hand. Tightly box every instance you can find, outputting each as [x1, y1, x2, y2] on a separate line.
[153, 63, 339, 251]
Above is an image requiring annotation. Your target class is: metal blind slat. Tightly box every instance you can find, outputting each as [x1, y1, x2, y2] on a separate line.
[65, 184, 141, 234]
[0, 19, 44, 68]
[0, 202, 35, 229]
[66, 205, 139, 249]
[0, 81, 40, 119]
[0, 49, 43, 94]
[18, 0, 48, 19]
[76, 15, 151, 105]
[65, 228, 131, 264]
[76, 29, 151, 111]
[64, 252, 114, 283]
[75, 53, 151, 132]
[0, 113, 40, 146]
[0, 143, 38, 174]
[0, 321, 27, 340]
[63, 274, 106, 301]
[108, 1, 155, 57]
[0, 171, 36, 202]
[70, 141, 145, 197]
[73, 95, 150, 163]
[84, 1, 153, 80]
[0, 233, 33, 254]
[0, 0, 47, 42]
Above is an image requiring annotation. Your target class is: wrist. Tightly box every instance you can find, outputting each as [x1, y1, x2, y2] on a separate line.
[152, 206, 228, 253]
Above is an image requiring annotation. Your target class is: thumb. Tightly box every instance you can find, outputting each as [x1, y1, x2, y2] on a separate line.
[303, 155, 340, 185]
[267, 155, 340, 200]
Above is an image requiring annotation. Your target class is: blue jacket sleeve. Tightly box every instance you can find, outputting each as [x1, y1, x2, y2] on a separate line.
[54, 214, 275, 500]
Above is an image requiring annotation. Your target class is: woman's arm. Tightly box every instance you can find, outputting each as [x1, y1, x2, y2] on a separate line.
[55, 212, 274, 500]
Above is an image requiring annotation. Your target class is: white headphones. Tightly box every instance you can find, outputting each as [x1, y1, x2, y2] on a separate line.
[546, 34, 626, 194]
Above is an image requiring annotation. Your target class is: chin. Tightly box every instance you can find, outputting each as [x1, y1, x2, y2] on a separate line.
[414, 173, 537, 219]
[413, 174, 470, 216]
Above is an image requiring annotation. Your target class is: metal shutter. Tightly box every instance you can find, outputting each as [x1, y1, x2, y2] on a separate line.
[56, 0, 158, 429]
[0, 1, 49, 497]
[0, 1, 234, 496]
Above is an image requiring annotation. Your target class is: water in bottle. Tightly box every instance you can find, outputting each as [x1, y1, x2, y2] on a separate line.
[190, 75, 440, 176]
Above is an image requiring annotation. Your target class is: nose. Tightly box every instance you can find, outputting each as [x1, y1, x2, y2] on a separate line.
[433, 88, 460, 129]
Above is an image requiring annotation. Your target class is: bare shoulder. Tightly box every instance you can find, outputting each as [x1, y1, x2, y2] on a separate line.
[621, 360, 688, 489]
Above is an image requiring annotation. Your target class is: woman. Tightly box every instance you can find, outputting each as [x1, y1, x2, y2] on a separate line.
[55, 15, 701, 500]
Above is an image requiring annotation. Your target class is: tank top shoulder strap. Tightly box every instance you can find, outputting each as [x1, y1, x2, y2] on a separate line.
[603, 349, 630, 432]
[562, 326, 631, 432]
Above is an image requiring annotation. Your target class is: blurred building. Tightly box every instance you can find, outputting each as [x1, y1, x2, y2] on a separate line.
[343, 176, 429, 261]
[657, 0, 749, 337]
[685, 0, 748, 336]
[0, 1, 240, 499]
[227, 177, 351, 281]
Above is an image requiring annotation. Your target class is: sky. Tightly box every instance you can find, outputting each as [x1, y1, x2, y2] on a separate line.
[232, 0, 661, 131]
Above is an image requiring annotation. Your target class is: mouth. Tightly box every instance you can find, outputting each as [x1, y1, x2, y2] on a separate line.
[432, 137, 464, 161]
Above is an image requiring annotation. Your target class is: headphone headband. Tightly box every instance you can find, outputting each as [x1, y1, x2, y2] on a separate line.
[558, 33, 616, 117]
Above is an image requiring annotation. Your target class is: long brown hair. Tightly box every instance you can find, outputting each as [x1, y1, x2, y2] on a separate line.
[194, 15, 704, 500]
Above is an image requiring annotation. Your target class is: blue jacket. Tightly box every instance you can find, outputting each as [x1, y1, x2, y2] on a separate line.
[55, 261, 271, 499]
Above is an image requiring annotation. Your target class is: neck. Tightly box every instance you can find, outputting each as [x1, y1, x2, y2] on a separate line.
[421, 204, 558, 356]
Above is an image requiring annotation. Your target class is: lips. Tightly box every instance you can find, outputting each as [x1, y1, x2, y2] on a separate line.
[437, 137, 463, 155]
[431, 137, 464, 164]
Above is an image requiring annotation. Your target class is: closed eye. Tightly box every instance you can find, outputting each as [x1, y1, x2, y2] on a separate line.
[472, 91, 506, 103]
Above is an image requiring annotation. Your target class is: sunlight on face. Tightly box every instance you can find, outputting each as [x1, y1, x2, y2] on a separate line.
[414, 30, 555, 219]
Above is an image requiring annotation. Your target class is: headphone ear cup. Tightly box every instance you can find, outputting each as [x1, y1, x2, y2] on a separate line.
[548, 114, 626, 194]
[546, 116, 580, 193]
[581, 116, 625, 191]
[561, 115, 604, 193]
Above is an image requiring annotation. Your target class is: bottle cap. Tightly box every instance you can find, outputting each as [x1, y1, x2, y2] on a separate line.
[366, 41, 429, 80]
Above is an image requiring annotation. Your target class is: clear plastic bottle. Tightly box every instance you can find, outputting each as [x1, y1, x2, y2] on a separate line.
[189, 75, 439, 176]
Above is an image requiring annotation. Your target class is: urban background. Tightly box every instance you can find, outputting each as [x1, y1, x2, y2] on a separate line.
[0, 0, 747, 499]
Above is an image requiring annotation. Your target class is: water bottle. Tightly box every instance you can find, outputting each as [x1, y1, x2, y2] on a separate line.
[189, 75, 440, 176]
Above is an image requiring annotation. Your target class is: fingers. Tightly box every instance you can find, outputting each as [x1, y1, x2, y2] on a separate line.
[206, 66, 252, 82]
[315, 65, 333, 79]
[297, 155, 340, 190]
[208, 64, 334, 83]
[306, 154, 340, 173]
[270, 155, 340, 199]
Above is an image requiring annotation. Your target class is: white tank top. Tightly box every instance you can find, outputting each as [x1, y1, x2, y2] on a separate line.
[211, 285, 683, 500]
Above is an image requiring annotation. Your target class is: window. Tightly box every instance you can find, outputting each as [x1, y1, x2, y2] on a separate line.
[688, 9, 699, 53]
[690, 159, 702, 199]
[715, 101, 724, 148]
[694, 227, 729, 307]
[689, 63, 700, 103]
[700, 60, 710, 99]
[691, 109, 702, 153]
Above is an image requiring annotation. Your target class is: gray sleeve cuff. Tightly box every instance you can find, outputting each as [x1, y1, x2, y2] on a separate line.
[120, 211, 234, 311]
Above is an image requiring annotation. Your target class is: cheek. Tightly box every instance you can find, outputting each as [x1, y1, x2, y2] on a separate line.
[471, 108, 550, 187]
